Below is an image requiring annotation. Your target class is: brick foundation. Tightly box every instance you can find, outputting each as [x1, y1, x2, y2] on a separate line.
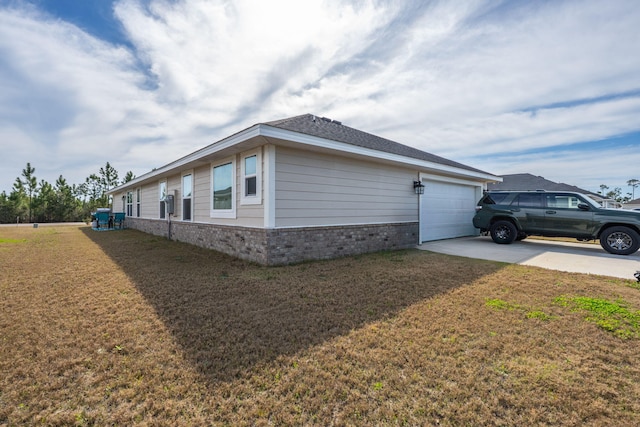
[123, 218, 418, 265]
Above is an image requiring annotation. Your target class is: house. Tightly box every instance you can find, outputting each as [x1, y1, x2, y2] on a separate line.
[488, 173, 622, 208]
[107, 114, 500, 265]
[624, 198, 640, 210]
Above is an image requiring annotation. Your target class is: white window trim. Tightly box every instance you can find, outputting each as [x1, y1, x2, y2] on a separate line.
[136, 187, 141, 217]
[211, 157, 236, 219]
[159, 180, 167, 219]
[182, 170, 194, 221]
[240, 149, 262, 205]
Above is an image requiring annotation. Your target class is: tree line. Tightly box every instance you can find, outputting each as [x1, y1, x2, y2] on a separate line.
[0, 162, 134, 224]
[1, 163, 638, 224]
[598, 179, 639, 203]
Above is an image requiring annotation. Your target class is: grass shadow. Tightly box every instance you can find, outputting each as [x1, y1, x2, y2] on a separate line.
[81, 228, 504, 386]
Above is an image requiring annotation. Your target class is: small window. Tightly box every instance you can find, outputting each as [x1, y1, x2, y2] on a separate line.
[244, 155, 257, 196]
[159, 181, 167, 219]
[136, 188, 141, 217]
[182, 173, 193, 221]
[126, 191, 133, 216]
[513, 193, 543, 208]
[241, 151, 261, 205]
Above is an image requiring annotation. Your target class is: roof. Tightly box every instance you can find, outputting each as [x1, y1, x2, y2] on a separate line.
[109, 113, 499, 194]
[264, 114, 490, 175]
[487, 173, 598, 196]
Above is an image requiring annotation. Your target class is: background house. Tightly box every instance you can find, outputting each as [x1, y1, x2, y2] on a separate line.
[108, 114, 500, 265]
[488, 173, 622, 208]
[624, 198, 640, 210]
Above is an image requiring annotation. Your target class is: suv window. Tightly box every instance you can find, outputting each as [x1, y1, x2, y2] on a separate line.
[512, 193, 543, 207]
[482, 193, 510, 205]
[545, 194, 582, 209]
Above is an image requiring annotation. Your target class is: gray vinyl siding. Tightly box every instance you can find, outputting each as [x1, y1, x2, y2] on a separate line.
[111, 191, 125, 213]
[275, 146, 418, 227]
[140, 183, 158, 218]
[193, 165, 210, 222]
[166, 175, 180, 218]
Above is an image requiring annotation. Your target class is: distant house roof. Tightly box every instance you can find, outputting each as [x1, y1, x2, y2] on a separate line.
[264, 114, 491, 175]
[487, 173, 597, 196]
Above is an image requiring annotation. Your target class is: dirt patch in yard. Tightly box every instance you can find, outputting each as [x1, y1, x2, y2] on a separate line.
[1, 225, 640, 425]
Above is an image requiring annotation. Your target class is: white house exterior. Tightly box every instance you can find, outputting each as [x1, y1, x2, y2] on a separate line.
[108, 114, 500, 265]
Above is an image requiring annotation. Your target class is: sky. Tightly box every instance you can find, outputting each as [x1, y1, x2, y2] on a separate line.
[1, 0, 639, 197]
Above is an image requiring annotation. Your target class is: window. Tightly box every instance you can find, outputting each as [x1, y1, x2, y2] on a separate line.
[546, 194, 581, 209]
[513, 193, 543, 208]
[136, 188, 141, 217]
[126, 191, 133, 216]
[241, 150, 262, 205]
[244, 155, 257, 196]
[483, 192, 510, 205]
[159, 181, 167, 219]
[182, 173, 193, 221]
[211, 159, 235, 218]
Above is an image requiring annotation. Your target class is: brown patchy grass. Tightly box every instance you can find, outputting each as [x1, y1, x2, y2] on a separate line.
[1, 226, 640, 426]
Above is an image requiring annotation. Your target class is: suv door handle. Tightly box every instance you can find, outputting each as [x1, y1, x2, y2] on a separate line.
[546, 210, 556, 214]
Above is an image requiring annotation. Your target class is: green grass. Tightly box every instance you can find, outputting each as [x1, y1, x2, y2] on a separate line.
[555, 295, 640, 339]
[0, 237, 26, 243]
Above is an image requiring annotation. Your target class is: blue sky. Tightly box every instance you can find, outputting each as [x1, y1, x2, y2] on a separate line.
[1, 0, 639, 197]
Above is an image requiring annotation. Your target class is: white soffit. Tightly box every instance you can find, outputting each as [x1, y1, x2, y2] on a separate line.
[259, 125, 500, 182]
[109, 123, 499, 194]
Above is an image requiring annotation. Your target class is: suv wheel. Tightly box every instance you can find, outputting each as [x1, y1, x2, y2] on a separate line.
[599, 226, 640, 255]
[490, 220, 517, 244]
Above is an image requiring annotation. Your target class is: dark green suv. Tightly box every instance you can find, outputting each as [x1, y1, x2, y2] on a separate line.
[472, 191, 640, 255]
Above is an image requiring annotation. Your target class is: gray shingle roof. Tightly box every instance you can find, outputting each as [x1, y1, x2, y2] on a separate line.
[263, 114, 490, 175]
[487, 173, 597, 196]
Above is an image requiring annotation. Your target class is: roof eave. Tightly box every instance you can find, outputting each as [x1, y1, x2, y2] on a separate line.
[260, 125, 501, 182]
[109, 123, 501, 194]
[107, 124, 263, 194]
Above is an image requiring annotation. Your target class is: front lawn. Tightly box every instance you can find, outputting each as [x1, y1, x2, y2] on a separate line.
[1, 225, 639, 425]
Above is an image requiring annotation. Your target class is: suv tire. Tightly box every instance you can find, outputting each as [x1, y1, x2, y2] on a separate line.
[490, 220, 517, 244]
[599, 226, 640, 255]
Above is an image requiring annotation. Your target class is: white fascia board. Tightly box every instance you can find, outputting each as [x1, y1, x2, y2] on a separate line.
[259, 125, 501, 183]
[108, 122, 500, 194]
[108, 125, 263, 194]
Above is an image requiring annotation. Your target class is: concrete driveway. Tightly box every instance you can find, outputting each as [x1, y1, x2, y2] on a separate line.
[418, 236, 640, 280]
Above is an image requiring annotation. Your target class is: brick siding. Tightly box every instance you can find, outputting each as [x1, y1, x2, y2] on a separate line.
[123, 218, 418, 265]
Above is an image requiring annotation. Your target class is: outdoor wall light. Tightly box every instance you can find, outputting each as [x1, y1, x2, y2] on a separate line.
[413, 180, 425, 195]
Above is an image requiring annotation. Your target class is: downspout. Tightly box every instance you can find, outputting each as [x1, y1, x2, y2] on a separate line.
[417, 174, 423, 245]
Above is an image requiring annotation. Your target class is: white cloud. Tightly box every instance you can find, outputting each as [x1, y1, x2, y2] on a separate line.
[0, 0, 639, 193]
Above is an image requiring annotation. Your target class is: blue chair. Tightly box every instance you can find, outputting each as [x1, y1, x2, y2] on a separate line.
[95, 212, 110, 229]
[113, 212, 125, 229]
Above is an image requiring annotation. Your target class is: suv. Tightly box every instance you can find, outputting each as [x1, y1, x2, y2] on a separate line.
[472, 191, 640, 255]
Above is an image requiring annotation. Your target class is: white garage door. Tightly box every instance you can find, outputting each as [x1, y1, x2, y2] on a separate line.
[420, 180, 479, 242]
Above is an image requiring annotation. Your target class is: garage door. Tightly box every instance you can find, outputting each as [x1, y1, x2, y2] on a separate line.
[420, 180, 479, 242]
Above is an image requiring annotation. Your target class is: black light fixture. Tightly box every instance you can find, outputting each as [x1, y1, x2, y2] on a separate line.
[413, 180, 425, 195]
